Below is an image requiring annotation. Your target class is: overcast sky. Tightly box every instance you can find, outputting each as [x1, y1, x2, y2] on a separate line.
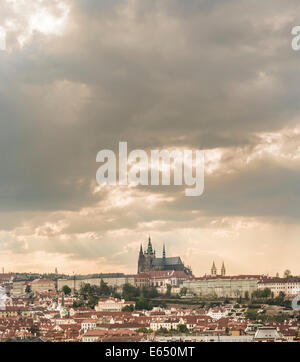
[0, 0, 300, 276]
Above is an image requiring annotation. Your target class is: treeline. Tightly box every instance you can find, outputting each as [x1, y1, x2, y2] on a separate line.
[121, 283, 160, 310]
[68, 281, 160, 310]
[72, 280, 114, 308]
[245, 308, 293, 323]
[250, 289, 291, 308]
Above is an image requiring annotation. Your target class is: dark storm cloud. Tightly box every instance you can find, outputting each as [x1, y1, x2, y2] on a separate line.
[1, 0, 300, 214]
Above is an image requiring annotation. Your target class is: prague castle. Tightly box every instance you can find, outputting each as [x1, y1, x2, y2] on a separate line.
[137, 237, 193, 277]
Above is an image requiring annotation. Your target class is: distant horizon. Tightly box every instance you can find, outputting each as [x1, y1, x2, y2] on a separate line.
[4, 267, 297, 279]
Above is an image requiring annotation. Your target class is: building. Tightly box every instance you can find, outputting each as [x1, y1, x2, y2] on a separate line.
[95, 298, 135, 312]
[258, 277, 300, 297]
[0, 273, 15, 284]
[253, 327, 282, 342]
[11, 280, 28, 297]
[150, 318, 181, 331]
[30, 279, 56, 294]
[81, 319, 97, 332]
[82, 329, 105, 342]
[207, 307, 228, 320]
[183, 275, 261, 298]
[137, 237, 193, 276]
[131, 273, 150, 288]
[0, 306, 31, 318]
[149, 270, 188, 287]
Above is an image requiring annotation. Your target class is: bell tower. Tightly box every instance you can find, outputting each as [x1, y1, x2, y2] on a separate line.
[211, 261, 217, 276]
[221, 262, 226, 276]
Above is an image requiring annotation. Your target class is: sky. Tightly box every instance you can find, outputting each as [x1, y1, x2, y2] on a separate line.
[0, 0, 300, 277]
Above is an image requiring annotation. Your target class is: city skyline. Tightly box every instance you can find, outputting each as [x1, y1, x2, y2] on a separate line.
[0, 239, 297, 279]
[0, 1, 300, 277]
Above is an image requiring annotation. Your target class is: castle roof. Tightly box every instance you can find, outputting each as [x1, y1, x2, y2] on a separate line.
[152, 257, 183, 266]
[188, 275, 262, 281]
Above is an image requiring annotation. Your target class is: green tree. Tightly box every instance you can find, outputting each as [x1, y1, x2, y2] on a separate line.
[80, 283, 93, 300]
[135, 294, 153, 311]
[62, 285, 72, 295]
[166, 284, 172, 297]
[245, 309, 259, 321]
[122, 283, 139, 300]
[25, 285, 31, 294]
[156, 328, 169, 335]
[283, 270, 292, 278]
[72, 300, 85, 308]
[180, 287, 187, 296]
[252, 288, 272, 300]
[99, 279, 110, 296]
[113, 292, 122, 299]
[87, 295, 99, 309]
[177, 324, 189, 334]
[141, 286, 158, 299]
[122, 304, 135, 312]
[136, 327, 153, 334]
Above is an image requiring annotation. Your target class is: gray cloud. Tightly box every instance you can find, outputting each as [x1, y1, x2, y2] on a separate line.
[0, 0, 300, 274]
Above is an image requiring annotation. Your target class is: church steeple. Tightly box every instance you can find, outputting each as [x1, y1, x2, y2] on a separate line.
[221, 262, 226, 276]
[211, 261, 217, 276]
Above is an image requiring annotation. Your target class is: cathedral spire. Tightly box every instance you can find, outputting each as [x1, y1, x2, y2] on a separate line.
[163, 244, 166, 259]
[138, 244, 145, 273]
[146, 236, 153, 254]
[139, 244, 143, 256]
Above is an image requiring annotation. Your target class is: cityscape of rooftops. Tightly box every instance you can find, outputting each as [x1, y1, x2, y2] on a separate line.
[0, 0, 300, 347]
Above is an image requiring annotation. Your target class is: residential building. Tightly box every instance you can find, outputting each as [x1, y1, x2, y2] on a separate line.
[258, 277, 300, 297]
[95, 298, 135, 312]
[81, 319, 97, 332]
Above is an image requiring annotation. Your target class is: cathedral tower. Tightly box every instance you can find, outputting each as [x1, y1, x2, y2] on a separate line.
[137, 244, 144, 273]
[211, 261, 217, 276]
[221, 262, 226, 276]
[142, 237, 156, 272]
[137, 237, 192, 276]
